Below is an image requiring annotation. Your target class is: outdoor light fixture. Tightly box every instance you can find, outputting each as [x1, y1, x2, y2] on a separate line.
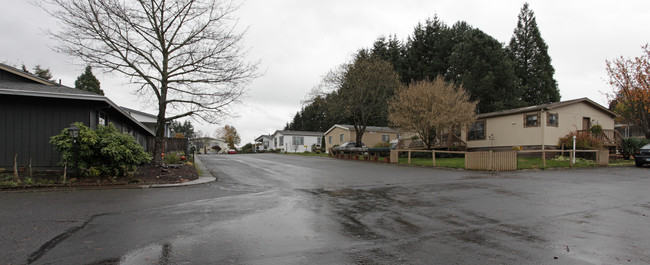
[68, 125, 80, 141]
[68, 125, 81, 178]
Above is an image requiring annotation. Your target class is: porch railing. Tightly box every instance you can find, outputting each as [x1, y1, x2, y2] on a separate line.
[575, 129, 622, 147]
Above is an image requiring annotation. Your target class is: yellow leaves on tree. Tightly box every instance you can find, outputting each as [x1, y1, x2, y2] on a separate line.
[217, 125, 240, 149]
[606, 44, 650, 138]
[388, 76, 477, 149]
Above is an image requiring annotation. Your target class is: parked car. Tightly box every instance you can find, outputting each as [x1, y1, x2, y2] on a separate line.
[332, 142, 366, 151]
[634, 144, 650, 167]
[227, 149, 237, 154]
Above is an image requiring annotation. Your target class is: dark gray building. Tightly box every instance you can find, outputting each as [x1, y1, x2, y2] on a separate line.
[0, 63, 154, 170]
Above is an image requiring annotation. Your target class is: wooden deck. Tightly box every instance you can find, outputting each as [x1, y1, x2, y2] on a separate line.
[576, 129, 622, 148]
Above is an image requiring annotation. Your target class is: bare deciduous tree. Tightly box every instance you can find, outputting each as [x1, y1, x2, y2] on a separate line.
[334, 52, 401, 147]
[42, 0, 258, 163]
[388, 76, 477, 149]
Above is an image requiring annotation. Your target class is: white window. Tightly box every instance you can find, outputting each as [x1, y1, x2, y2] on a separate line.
[382, 135, 390, 142]
[467, 120, 486, 140]
[279, 136, 284, 145]
[98, 111, 108, 126]
[328, 136, 332, 144]
[340, 134, 344, 142]
[292, 136, 304, 145]
[547, 113, 559, 127]
[525, 113, 540, 127]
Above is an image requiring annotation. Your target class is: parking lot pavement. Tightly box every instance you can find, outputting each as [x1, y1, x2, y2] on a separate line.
[2, 154, 649, 264]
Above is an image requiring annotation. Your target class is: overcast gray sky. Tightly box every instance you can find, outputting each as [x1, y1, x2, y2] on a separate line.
[2, 0, 649, 146]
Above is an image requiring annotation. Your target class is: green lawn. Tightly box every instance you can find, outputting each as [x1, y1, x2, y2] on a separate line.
[398, 157, 465, 168]
[397, 155, 634, 170]
[283, 152, 635, 170]
[516, 156, 592, 169]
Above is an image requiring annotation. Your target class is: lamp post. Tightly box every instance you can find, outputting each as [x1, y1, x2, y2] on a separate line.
[572, 135, 577, 165]
[68, 125, 80, 179]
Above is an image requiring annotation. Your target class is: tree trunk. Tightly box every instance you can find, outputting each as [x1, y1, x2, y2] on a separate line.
[354, 124, 366, 147]
[153, 99, 167, 165]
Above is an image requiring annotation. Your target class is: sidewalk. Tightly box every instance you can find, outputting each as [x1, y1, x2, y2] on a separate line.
[140, 155, 216, 188]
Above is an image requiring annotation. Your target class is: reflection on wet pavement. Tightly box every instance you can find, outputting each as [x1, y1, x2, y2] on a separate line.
[6, 154, 650, 264]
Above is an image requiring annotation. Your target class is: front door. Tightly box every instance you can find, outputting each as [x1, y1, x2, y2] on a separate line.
[582, 117, 591, 130]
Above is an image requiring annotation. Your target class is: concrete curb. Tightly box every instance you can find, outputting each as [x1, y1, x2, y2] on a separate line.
[140, 155, 216, 188]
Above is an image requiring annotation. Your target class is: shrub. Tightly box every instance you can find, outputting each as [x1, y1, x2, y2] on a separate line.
[163, 152, 181, 164]
[620, 137, 649, 159]
[558, 132, 603, 150]
[589, 124, 603, 135]
[50, 123, 152, 178]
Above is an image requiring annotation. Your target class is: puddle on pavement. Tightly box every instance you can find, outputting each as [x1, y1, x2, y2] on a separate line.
[117, 242, 174, 265]
[112, 191, 351, 264]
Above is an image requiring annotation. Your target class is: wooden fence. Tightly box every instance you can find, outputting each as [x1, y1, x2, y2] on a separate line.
[146, 137, 188, 154]
[391, 149, 608, 171]
[465, 151, 517, 171]
[391, 149, 517, 171]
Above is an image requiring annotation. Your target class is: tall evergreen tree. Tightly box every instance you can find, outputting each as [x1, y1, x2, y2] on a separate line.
[508, 3, 559, 106]
[75, 65, 104, 95]
[447, 28, 520, 113]
[171, 120, 195, 138]
[403, 16, 453, 84]
[33, 65, 54, 80]
[371, 35, 406, 79]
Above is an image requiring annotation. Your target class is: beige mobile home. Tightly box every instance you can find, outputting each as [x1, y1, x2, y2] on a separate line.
[324, 124, 408, 151]
[461, 98, 618, 151]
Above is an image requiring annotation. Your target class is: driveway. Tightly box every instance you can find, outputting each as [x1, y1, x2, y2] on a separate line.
[1, 154, 649, 264]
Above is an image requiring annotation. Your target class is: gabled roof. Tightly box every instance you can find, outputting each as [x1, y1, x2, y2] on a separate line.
[324, 124, 401, 135]
[272, 130, 324, 138]
[0, 64, 154, 137]
[0, 63, 60, 86]
[121, 107, 157, 119]
[254, 134, 272, 142]
[476, 98, 617, 119]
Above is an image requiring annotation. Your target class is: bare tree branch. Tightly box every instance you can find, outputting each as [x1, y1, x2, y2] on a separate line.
[40, 0, 259, 163]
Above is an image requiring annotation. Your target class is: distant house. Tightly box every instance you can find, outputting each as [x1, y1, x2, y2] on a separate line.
[462, 97, 618, 151]
[189, 137, 228, 154]
[0, 63, 154, 170]
[615, 122, 646, 139]
[272, 130, 324, 153]
[324, 124, 412, 151]
[254, 134, 272, 151]
[121, 107, 174, 137]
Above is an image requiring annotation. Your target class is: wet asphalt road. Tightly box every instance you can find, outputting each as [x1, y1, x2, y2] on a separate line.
[1, 154, 650, 264]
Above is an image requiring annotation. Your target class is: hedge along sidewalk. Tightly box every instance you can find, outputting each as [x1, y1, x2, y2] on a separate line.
[143, 155, 216, 188]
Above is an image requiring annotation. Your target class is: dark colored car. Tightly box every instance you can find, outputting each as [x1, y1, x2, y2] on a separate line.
[634, 144, 650, 167]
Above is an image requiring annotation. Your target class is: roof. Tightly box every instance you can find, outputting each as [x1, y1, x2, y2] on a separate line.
[324, 124, 401, 135]
[0, 62, 61, 86]
[0, 64, 154, 137]
[254, 134, 272, 142]
[121, 107, 157, 119]
[272, 130, 324, 137]
[476, 98, 617, 119]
